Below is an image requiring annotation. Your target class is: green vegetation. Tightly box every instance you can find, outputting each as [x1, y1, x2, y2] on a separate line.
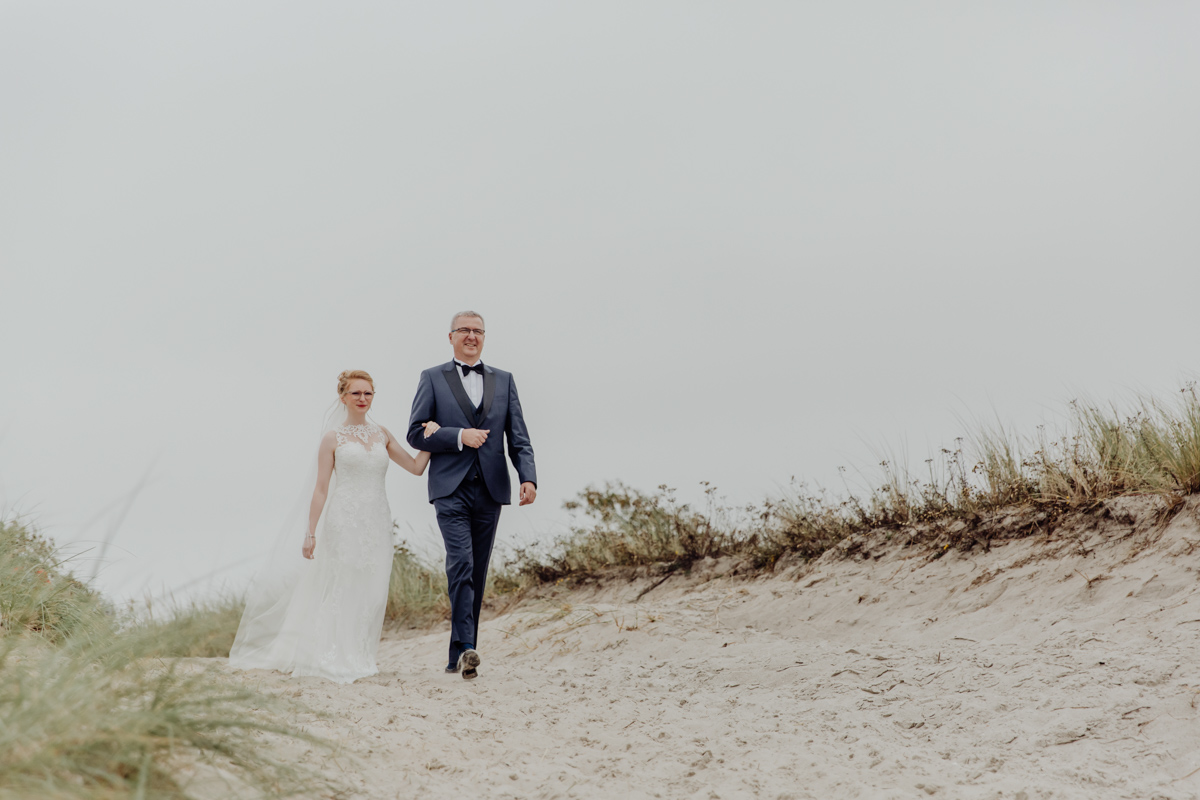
[0, 520, 323, 799]
[864, 385, 1200, 520]
[5, 385, 1198, 794]
[505, 386, 1200, 584]
[385, 539, 450, 627]
[0, 521, 106, 643]
[132, 596, 246, 659]
[504, 483, 739, 583]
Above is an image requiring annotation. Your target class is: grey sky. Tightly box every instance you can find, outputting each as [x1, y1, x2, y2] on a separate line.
[2, 2, 1198, 602]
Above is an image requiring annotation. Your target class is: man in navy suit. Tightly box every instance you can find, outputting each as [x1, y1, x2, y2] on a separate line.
[407, 311, 537, 680]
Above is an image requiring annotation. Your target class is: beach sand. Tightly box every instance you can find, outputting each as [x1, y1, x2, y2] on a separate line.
[209, 496, 1200, 799]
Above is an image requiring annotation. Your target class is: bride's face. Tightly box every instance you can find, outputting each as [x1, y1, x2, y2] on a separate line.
[342, 379, 375, 414]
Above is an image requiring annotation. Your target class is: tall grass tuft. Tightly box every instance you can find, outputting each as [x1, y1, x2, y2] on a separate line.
[0, 521, 108, 642]
[863, 386, 1200, 518]
[1034, 389, 1200, 503]
[133, 596, 247, 659]
[385, 539, 450, 627]
[0, 520, 326, 799]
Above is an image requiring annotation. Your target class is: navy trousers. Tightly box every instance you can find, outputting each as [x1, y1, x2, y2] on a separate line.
[434, 475, 502, 665]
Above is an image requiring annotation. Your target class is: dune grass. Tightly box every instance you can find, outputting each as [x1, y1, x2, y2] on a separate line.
[132, 596, 247, 659]
[385, 540, 451, 627]
[0, 520, 325, 799]
[0, 521, 108, 643]
[871, 386, 1200, 519]
[505, 385, 1200, 584]
[6, 385, 1197, 793]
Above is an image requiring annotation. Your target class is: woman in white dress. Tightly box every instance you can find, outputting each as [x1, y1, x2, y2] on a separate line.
[229, 370, 438, 683]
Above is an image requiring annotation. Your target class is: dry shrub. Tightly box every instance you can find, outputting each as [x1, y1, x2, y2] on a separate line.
[508, 384, 1200, 585]
[505, 482, 738, 583]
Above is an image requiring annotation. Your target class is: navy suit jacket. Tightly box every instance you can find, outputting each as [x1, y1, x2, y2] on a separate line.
[406, 360, 537, 505]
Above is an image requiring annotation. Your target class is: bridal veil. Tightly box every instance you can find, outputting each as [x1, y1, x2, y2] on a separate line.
[228, 402, 348, 672]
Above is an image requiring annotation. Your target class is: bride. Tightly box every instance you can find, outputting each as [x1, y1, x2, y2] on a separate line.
[229, 369, 438, 683]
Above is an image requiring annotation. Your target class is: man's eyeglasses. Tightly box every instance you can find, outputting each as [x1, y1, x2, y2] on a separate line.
[452, 328, 486, 336]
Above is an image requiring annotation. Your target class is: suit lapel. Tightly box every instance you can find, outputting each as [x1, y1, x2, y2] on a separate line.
[481, 366, 496, 423]
[442, 362, 479, 425]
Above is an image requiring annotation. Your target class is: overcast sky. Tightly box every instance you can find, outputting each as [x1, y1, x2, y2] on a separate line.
[2, 1, 1198, 603]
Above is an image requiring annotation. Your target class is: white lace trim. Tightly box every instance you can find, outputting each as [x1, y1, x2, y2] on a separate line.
[335, 423, 386, 451]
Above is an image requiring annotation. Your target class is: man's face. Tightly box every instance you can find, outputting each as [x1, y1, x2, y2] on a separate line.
[449, 316, 485, 364]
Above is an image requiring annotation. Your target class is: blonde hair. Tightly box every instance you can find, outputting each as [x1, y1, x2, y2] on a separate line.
[337, 370, 375, 396]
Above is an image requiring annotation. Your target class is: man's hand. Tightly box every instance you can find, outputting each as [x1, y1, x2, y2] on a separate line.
[462, 428, 490, 449]
[519, 482, 537, 506]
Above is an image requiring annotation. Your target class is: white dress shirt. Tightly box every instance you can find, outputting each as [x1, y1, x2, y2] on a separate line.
[453, 359, 484, 450]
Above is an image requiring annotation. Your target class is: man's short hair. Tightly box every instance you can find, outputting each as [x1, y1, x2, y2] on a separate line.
[450, 310, 485, 331]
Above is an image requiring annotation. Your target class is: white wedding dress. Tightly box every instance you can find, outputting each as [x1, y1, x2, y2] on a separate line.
[230, 423, 393, 684]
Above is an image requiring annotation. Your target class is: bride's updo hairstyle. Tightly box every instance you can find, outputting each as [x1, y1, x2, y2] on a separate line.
[337, 370, 375, 396]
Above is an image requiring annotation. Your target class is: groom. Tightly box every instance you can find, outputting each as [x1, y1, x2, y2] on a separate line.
[407, 311, 537, 680]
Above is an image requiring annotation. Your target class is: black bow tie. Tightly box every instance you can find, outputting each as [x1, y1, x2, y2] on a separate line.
[459, 362, 484, 377]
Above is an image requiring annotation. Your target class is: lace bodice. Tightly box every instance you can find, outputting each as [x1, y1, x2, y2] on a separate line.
[325, 423, 392, 565]
[335, 423, 388, 452]
[330, 424, 389, 509]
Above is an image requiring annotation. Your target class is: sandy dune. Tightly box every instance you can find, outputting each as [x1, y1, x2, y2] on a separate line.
[216, 496, 1200, 799]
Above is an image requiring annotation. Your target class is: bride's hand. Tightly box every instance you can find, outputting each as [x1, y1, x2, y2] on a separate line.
[302, 535, 315, 560]
[421, 421, 440, 438]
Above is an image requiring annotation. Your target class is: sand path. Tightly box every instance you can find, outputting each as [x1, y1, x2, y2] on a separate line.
[222, 498, 1200, 799]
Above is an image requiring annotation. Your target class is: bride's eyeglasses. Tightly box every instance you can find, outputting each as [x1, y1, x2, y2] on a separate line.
[348, 391, 374, 399]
